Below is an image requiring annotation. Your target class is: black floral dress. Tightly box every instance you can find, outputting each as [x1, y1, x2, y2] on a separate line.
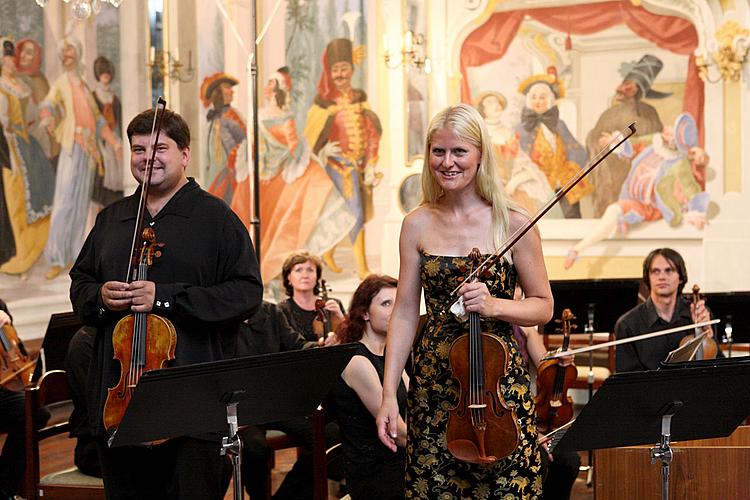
[405, 251, 542, 499]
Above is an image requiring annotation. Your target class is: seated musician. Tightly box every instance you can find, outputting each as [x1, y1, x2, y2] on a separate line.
[277, 252, 345, 343]
[332, 275, 407, 500]
[513, 299, 580, 500]
[69, 108, 263, 499]
[0, 299, 49, 500]
[236, 301, 340, 500]
[615, 247, 718, 372]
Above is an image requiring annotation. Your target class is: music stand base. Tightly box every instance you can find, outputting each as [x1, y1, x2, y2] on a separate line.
[221, 397, 243, 500]
[650, 402, 682, 500]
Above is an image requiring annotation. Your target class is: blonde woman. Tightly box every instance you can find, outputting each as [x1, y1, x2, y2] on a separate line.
[377, 104, 553, 498]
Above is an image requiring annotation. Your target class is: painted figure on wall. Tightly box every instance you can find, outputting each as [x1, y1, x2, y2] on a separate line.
[14, 38, 57, 160]
[516, 68, 592, 218]
[40, 38, 121, 280]
[304, 38, 382, 279]
[0, 37, 55, 276]
[201, 72, 249, 228]
[259, 67, 353, 284]
[91, 55, 123, 207]
[586, 54, 669, 217]
[565, 112, 709, 269]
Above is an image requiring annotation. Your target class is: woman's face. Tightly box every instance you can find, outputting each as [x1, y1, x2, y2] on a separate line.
[19, 43, 35, 69]
[365, 286, 396, 337]
[288, 260, 318, 294]
[429, 126, 481, 194]
[527, 83, 553, 114]
[98, 72, 112, 85]
[1, 54, 16, 75]
[263, 78, 277, 100]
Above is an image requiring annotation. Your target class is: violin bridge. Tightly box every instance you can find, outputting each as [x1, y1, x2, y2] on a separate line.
[468, 403, 487, 409]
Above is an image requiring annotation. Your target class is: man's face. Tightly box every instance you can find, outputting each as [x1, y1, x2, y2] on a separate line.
[648, 254, 681, 299]
[615, 79, 639, 102]
[129, 133, 189, 195]
[62, 44, 78, 70]
[527, 83, 552, 114]
[330, 61, 353, 92]
[221, 83, 234, 106]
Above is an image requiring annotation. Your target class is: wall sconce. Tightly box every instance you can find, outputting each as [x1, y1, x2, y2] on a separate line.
[384, 30, 431, 73]
[147, 46, 195, 83]
[696, 21, 749, 83]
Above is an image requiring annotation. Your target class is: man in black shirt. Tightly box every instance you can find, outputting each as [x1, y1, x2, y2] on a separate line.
[615, 248, 715, 372]
[70, 108, 262, 499]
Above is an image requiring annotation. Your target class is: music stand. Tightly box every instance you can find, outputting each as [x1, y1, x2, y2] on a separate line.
[109, 344, 358, 500]
[31, 312, 83, 382]
[554, 357, 750, 500]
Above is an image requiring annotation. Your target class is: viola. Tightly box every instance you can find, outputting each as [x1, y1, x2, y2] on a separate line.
[535, 309, 577, 433]
[446, 248, 520, 464]
[312, 279, 342, 340]
[677, 284, 717, 360]
[102, 98, 177, 438]
[0, 323, 35, 391]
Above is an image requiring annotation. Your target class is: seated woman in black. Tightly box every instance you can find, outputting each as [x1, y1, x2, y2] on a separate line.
[277, 251, 344, 344]
[333, 275, 407, 500]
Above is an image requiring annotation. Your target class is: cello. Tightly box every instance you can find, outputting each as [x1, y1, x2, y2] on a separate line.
[102, 98, 177, 437]
[535, 309, 577, 433]
[677, 284, 717, 360]
[447, 248, 520, 464]
[0, 322, 35, 391]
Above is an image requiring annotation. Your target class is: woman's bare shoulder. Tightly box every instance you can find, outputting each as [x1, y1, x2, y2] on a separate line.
[508, 209, 530, 232]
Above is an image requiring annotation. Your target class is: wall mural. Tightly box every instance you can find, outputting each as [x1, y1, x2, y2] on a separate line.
[0, 1, 124, 293]
[257, 0, 379, 284]
[460, 0, 713, 272]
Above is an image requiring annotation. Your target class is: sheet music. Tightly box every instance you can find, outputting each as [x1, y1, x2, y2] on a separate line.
[663, 332, 708, 364]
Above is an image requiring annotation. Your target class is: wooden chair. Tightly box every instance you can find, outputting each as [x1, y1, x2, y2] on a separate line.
[23, 370, 104, 500]
[263, 404, 329, 500]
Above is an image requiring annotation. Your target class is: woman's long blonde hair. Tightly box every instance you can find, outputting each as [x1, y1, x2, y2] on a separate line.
[421, 103, 521, 255]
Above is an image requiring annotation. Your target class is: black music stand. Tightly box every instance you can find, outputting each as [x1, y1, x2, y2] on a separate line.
[31, 312, 83, 382]
[555, 357, 750, 500]
[109, 344, 358, 500]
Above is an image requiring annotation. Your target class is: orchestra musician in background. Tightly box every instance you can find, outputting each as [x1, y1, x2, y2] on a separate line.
[333, 275, 407, 500]
[515, 320, 580, 500]
[0, 299, 49, 500]
[615, 247, 718, 373]
[277, 251, 345, 344]
[69, 108, 262, 499]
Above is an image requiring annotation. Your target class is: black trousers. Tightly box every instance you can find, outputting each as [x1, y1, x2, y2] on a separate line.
[0, 387, 49, 496]
[96, 436, 231, 500]
[239, 417, 340, 500]
[539, 445, 581, 500]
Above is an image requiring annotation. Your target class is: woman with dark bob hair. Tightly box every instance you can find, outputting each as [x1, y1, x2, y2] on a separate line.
[333, 275, 407, 499]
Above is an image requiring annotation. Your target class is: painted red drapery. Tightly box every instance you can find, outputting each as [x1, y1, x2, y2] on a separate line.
[460, 0, 704, 143]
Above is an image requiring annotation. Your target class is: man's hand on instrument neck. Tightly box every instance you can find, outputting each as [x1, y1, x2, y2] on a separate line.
[129, 281, 156, 313]
[690, 298, 713, 337]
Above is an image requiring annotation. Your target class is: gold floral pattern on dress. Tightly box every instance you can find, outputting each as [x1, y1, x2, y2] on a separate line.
[405, 251, 542, 499]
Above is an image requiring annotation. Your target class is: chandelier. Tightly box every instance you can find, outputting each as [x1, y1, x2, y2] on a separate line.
[34, 0, 125, 20]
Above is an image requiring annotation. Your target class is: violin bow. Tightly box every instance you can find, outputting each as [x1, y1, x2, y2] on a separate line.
[449, 122, 637, 300]
[125, 97, 167, 282]
[541, 319, 720, 360]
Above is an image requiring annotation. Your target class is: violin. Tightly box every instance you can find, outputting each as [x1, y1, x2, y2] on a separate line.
[312, 279, 342, 340]
[0, 323, 35, 391]
[535, 309, 577, 433]
[677, 284, 717, 360]
[102, 98, 177, 437]
[446, 248, 520, 464]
